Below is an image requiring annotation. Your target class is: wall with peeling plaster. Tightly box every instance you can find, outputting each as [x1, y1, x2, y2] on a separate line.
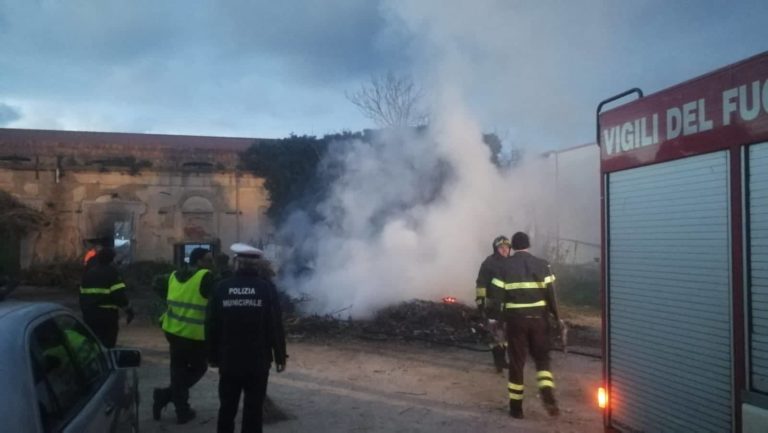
[0, 128, 271, 267]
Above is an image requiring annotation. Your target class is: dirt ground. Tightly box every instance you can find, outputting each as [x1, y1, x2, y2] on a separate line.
[122, 321, 602, 433]
[12, 287, 603, 433]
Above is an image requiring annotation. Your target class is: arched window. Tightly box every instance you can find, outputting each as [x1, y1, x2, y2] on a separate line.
[181, 196, 214, 214]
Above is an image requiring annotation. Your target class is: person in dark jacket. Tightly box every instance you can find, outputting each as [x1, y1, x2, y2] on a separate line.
[475, 235, 511, 372]
[207, 243, 287, 433]
[153, 247, 215, 424]
[79, 247, 134, 348]
[496, 232, 563, 419]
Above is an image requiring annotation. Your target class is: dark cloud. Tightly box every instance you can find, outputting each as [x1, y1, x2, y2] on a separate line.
[0, 0, 766, 145]
[0, 102, 20, 126]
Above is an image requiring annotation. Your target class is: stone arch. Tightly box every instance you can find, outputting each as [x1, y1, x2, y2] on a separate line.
[180, 196, 215, 241]
[181, 196, 214, 213]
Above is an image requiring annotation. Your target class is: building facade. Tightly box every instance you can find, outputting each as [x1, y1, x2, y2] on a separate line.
[0, 128, 272, 270]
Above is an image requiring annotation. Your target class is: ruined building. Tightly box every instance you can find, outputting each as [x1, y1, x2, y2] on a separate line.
[0, 128, 272, 272]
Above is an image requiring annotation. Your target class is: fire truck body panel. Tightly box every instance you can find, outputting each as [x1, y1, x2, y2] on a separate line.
[600, 51, 768, 433]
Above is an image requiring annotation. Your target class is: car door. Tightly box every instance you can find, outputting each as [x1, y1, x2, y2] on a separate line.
[28, 314, 122, 433]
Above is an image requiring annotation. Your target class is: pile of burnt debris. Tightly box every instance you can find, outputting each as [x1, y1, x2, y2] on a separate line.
[285, 299, 495, 350]
[283, 298, 600, 355]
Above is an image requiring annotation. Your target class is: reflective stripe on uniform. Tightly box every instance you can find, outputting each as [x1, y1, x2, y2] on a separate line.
[165, 309, 206, 325]
[98, 305, 118, 309]
[81, 282, 125, 295]
[508, 382, 524, 400]
[504, 281, 546, 290]
[80, 287, 111, 295]
[476, 287, 487, 298]
[543, 275, 556, 284]
[504, 300, 546, 309]
[491, 278, 505, 289]
[537, 371, 555, 388]
[167, 299, 207, 312]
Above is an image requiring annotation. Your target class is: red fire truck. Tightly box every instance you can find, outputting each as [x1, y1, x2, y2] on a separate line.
[598, 52, 768, 433]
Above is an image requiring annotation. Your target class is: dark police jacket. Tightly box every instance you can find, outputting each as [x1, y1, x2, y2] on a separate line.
[206, 266, 287, 375]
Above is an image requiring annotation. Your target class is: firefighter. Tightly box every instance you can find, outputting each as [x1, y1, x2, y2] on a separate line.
[153, 247, 215, 424]
[475, 235, 511, 372]
[206, 243, 287, 433]
[79, 247, 135, 348]
[83, 248, 98, 267]
[496, 231, 563, 419]
[83, 237, 112, 269]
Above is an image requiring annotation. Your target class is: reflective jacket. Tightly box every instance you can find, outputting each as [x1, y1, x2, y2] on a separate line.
[162, 269, 211, 341]
[494, 251, 560, 320]
[79, 263, 130, 311]
[475, 253, 508, 315]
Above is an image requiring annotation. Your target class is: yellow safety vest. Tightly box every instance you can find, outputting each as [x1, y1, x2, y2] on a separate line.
[162, 269, 210, 341]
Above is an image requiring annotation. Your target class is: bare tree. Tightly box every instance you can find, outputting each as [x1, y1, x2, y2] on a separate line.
[347, 72, 427, 128]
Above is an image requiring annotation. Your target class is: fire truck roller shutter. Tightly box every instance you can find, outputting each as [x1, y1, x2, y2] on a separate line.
[746, 142, 768, 433]
[608, 151, 732, 433]
[749, 143, 768, 393]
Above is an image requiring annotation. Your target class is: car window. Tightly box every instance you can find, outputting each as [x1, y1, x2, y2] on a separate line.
[29, 319, 85, 432]
[54, 315, 109, 391]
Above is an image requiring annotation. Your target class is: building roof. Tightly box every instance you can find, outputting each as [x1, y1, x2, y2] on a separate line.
[0, 128, 269, 154]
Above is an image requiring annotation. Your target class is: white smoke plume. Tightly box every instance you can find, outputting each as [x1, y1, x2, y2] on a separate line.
[279, 0, 562, 317]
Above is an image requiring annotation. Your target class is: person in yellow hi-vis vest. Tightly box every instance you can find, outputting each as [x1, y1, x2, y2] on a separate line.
[153, 247, 215, 424]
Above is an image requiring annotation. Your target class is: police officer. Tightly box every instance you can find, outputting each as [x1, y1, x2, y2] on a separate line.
[495, 232, 563, 419]
[153, 247, 215, 424]
[206, 243, 287, 433]
[475, 235, 511, 372]
[79, 247, 134, 348]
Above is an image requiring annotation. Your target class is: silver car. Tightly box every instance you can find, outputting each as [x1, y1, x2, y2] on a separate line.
[0, 300, 141, 433]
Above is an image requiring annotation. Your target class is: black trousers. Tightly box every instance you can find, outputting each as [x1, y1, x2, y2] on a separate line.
[164, 333, 208, 412]
[82, 307, 119, 348]
[217, 369, 270, 433]
[506, 315, 554, 403]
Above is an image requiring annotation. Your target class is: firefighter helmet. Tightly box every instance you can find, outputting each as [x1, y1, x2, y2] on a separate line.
[492, 235, 510, 252]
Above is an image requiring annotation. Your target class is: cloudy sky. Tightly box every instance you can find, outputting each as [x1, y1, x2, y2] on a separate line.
[1, 0, 767, 150]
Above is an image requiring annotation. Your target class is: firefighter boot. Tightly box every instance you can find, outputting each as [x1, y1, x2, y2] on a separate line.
[152, 388, 171, 421]
[509, 399, 524, 419]
[491, 345, 507, 373]
[540, 387, 560, 417]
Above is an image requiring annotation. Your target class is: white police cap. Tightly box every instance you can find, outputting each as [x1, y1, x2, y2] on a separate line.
[230, 243, 264, 258]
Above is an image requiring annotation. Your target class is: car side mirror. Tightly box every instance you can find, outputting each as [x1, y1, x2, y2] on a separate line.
[111, 348, 141, 368]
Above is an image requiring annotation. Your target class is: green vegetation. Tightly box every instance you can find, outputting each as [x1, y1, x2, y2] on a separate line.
[551, 263, 600, 309]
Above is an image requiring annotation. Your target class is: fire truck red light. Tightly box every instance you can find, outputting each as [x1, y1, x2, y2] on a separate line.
[598, 387, 608, 409]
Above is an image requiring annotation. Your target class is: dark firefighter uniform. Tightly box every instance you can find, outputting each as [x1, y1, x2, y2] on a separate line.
[475, 235, 511, 372]
[79, 248, 133, 348]
[153, 248, 215, 424]
[206, 244, 287, 433]
[494, 232, 562, 419]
